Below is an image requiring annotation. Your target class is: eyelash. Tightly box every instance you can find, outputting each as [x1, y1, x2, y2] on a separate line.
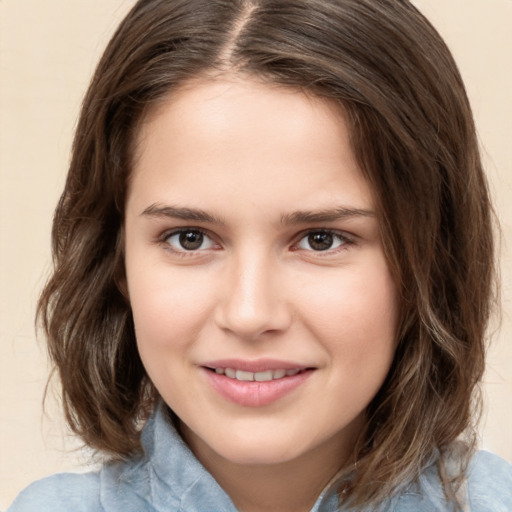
[159, 228, 354, 258]
[293, 229, 354, 255]
[160, 228, 219, 256]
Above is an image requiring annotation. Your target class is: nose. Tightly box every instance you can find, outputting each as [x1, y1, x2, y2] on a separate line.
[214, 249, 292, 340]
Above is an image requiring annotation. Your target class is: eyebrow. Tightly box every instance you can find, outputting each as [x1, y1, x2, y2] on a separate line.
[141, 204, 226, 225]
[281, 207, 375, 225]
[141, 203, 375, 225]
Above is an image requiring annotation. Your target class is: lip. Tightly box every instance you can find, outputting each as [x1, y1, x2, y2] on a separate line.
[202, 358, 309, 373]
[200, 359, 315, 407]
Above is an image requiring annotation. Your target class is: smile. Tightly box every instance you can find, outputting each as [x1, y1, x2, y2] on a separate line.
[202, 361, 314, 407]
[212, 368, 302, 382]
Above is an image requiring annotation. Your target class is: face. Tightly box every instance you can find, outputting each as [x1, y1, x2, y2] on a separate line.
[124, 77, 398, 470]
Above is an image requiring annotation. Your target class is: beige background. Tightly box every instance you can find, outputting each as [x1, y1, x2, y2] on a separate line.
[1, 0, 511, 508]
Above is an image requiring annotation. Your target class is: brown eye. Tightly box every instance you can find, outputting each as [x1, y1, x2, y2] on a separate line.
[297, 230, 347, 252]
[165, 229, 214, 251]
[180, 230, 204, 250]
[308, 232, 333, 251]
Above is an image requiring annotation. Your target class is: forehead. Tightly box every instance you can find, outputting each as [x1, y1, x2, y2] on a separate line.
[134, 76, 350, 163]
[128, 76, 374, 217]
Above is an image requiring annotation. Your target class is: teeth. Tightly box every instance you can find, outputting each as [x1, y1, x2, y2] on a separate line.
[225, 368, 236, 378]
[236, 370, 254, 381]
[215, 367, 302, 382]
[254, 370, 273, 382]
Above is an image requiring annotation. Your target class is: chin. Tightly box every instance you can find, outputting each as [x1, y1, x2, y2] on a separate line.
[183, 420, 305, 467]
[219, 442, 304, 466]
[209, 427, 320, 466]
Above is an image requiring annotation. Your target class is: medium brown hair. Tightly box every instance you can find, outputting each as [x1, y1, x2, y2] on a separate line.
[38, 0, 496, 508]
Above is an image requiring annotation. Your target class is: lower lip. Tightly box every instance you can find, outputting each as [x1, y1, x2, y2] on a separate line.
[202, 368, 313, 407]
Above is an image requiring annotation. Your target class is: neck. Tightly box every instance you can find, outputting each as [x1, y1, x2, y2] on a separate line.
[182, 425, 358, 512]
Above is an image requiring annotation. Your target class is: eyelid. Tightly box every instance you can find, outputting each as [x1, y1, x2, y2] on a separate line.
[156, 226, 356, 257]
[159, 227, 220, 254]
[291, 228, 355, 253]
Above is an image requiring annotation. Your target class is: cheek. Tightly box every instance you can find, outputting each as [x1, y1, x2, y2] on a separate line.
[127, 265, 215, 352]
[296, 260, 398, 360]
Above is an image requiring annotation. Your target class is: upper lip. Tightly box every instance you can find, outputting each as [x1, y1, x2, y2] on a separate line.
[201, 358, 312, 373]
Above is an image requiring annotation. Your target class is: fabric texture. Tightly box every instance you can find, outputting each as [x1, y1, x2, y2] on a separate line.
[7, 405, 512, 512]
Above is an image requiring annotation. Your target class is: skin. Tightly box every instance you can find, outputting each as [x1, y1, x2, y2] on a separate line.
[124, 77, 399, 512]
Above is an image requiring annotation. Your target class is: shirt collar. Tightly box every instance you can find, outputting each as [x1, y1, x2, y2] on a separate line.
[102, 402, 351, 512]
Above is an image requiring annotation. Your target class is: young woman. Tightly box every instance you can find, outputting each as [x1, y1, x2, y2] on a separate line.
[8, 0, 512, 510]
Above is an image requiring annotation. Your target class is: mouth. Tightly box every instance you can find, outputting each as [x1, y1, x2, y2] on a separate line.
[205, 367, 307, 382]
[201, 360, 315, 407]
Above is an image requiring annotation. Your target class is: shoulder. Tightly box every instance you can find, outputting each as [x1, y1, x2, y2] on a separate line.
[391, 450, 512, 512]
[467, 450, 512, 511]
[7, 471, 101, 512]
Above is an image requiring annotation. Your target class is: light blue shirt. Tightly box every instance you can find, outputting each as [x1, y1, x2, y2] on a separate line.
[7, 405, 512, 511]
